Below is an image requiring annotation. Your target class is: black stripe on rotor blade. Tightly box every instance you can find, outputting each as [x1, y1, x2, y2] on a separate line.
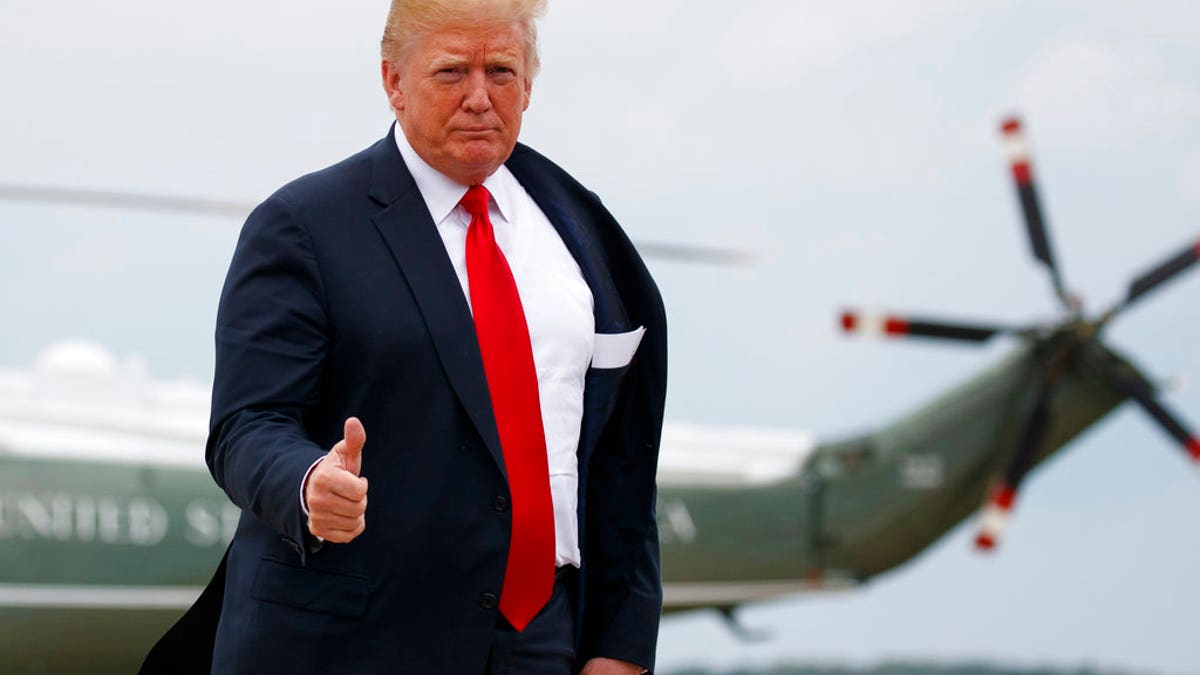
[1017, 182, 1057, 274]
[1004, 383, 1054, 487]
[1107, 367, 1200, 462]
[1014, 176, 1070, 308]
[1126, 239, 1200, 306]
[1119, 375, 1196, 448]
[904, 320, 1003, 342]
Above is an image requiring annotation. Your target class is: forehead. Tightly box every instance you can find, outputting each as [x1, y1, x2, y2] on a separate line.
[413, 21, 527, 63]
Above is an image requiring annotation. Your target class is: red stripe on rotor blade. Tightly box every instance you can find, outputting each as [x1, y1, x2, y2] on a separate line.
[991, 485, 1017, 510]
[975, 533, 996, 550]
[1011, 162, 1032, 185]
[840, 311, 858, 333]
[1187, 438, 1200, 461]
[1193, 240, 1200, 257]
[1001, 117, 1022, 135]
[883, 318, 910, 335]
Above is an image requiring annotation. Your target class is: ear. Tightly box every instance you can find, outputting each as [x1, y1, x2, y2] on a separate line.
[381, 60, 405, 112]
[522, 76, 532, 112]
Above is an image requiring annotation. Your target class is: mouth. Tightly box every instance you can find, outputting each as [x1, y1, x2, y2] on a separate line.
[455, 127, 500, 136]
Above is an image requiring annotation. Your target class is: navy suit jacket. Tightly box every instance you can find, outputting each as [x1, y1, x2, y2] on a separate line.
[142, 128, 666, 674]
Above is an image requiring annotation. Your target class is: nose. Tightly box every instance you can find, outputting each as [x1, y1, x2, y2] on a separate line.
[462, 70, 492, 113]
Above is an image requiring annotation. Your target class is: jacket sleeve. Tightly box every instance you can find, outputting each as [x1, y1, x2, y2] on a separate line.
[580, 349, 666, 672]
[589, 507, 662, 672]
[566, 182, 668, 673]
[205, 194, 330, 559]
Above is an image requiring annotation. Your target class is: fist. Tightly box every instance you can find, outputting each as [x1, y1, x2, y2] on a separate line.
[304, 417, 369, 543]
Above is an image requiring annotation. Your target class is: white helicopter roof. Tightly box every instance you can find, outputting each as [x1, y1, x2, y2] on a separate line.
[0, 341, 816, 484]
[0, 340, 209, 468]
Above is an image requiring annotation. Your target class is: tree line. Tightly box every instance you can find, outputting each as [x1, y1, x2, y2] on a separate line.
[664, 664, 1151, 675]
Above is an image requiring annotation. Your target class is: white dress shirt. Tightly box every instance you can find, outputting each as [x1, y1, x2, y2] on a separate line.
[304, 129, 594, 568]
[394, 127, 594, 567]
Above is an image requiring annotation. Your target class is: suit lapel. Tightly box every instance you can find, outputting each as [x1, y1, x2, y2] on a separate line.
[367, 130, 506, 480]
[504, 145, 631, 334]
[505, 146, 633, 468]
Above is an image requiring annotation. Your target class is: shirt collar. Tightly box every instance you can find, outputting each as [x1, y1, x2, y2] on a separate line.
[393, 122, 516, 225]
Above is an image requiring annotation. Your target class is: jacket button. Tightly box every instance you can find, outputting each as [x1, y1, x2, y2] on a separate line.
[494, 496, 509, 512]
[480, 592, 497, 609]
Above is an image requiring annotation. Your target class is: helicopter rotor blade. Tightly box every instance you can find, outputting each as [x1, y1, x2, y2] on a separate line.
[633, 241, 757, 266]
[0, 183, 255, 219]
[975, 380, 1054, 551]
[1107, 367, 1200, 466]
[1102, 236, 1200, 322]
[0, 182, 754, 267]
[839, 309, 1013, 343]
[1000, 116, 1072, 311]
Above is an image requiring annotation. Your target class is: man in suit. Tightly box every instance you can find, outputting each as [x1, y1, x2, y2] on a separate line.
[141, 0, 665, 673]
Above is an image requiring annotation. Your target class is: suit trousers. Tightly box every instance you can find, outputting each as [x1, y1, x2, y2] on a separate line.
[485, 568, 577, 675]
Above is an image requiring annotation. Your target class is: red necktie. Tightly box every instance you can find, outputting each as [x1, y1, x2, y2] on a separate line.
[461, 185, 555, 632]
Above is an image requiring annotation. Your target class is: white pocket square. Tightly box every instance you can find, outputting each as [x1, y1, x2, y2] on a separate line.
[591, 327, 645, 369]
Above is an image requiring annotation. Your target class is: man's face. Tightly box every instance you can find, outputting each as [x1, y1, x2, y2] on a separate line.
[384, 21, 532, 186]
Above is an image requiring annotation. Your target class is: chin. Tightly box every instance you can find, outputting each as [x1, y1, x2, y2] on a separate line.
[451, 147, 510, 179]
[455, 143, 504, 162]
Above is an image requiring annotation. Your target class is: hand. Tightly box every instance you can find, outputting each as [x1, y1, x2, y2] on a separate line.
[303, 417, 369, 543]
[580, 657, 646, 675]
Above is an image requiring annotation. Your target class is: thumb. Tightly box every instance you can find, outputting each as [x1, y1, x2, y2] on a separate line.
[335, 416, 366, 477]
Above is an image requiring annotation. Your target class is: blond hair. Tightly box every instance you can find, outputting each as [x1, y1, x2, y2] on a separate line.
[381, 0, 548, 77]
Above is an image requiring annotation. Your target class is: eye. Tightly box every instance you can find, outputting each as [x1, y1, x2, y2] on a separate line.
[434, 66, 464, 82]
[489, 66, 517, 83]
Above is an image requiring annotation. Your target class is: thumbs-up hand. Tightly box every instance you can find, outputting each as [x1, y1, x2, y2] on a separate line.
[303, 417, 369, 543]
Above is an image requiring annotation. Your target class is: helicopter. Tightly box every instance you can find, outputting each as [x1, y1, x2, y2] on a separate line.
[0, 116, 1195, 673]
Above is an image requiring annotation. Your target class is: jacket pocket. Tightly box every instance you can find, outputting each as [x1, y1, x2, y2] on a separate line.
[251, 556, 370, 619]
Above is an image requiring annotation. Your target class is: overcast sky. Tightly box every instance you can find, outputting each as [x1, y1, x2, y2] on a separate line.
[2, 1, 1199, 673]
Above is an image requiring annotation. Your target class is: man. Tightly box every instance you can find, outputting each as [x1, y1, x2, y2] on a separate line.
[141, 1, 665, 673]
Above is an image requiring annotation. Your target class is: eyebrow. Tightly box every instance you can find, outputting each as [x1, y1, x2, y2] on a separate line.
[426, 55, 468, 71]
[425, 50, 522, 72]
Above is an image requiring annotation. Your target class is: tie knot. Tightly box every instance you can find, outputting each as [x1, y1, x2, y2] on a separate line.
[460, 185, 491, 219]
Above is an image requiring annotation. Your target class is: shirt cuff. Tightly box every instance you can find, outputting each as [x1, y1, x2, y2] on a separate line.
[299, 456, 325, 541]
